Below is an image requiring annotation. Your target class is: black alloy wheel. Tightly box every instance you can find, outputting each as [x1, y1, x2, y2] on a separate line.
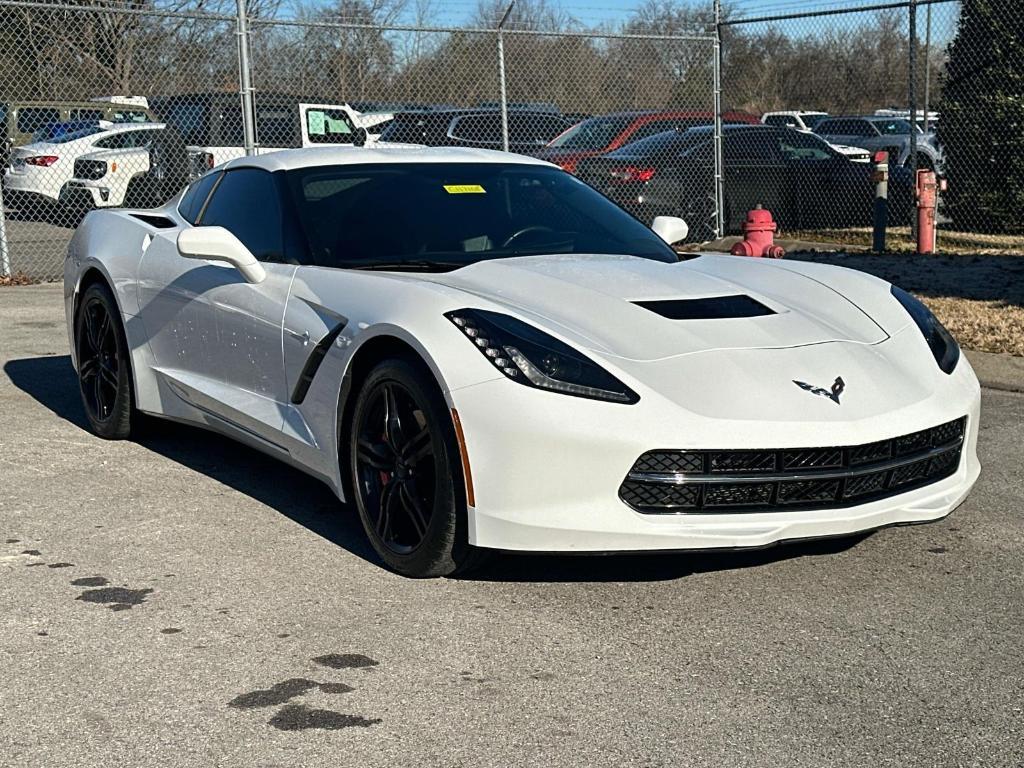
[355, 379, 437, 555]
[75, 283, 133, 439]
[349, 358, 485, 578]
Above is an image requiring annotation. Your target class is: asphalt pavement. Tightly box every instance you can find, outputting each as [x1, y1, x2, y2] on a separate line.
[1, 284, 1022, 767]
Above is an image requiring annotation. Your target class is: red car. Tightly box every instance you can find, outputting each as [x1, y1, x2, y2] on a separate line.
[536, 110, 760, 173]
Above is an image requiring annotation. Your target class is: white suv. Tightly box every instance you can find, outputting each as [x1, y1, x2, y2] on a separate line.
[4, 122, 168, 215]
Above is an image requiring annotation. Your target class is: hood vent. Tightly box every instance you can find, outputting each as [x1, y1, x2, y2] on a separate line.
[633, 295, 775, 320]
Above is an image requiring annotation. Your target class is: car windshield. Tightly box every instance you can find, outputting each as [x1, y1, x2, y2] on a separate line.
[547, 116, 631, 149]
[286, 162, 679, 270]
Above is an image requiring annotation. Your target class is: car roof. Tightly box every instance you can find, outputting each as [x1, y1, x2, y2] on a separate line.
[225, 145, 556, 172]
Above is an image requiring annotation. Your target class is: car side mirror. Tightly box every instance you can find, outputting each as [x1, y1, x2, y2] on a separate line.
[353, 127, 368, 147]
[651, 215, 689, 245]
[176, 226, 266, 284]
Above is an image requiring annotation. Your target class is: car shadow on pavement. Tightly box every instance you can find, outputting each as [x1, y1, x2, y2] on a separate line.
[4, 354, 871, 583]
[3, 354, 379, 567]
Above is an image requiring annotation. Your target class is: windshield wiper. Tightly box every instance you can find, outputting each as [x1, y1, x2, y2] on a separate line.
[346, 259, 467, 273]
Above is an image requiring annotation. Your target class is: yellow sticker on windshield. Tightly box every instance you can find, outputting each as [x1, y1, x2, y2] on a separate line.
[443, 184, 486, 194]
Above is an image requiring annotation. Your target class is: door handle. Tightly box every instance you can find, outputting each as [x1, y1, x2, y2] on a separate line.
[286, 328, 311, 346]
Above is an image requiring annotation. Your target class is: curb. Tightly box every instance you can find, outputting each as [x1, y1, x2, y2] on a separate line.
[965, 350, 1024, 393]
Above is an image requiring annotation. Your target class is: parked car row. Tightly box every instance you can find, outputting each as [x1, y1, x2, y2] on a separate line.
[576, 125, 913, 241]
[0, 93, 934, 240]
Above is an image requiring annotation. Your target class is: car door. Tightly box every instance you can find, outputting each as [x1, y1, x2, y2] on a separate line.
[137, 168, 296, 439]
[189, 167, 297, 430]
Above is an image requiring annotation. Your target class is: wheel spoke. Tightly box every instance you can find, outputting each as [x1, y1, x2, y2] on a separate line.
[398, 482, 429, 540]
[79, 355, 99, 381]
[99, 361, 119, 390]
[376, 481, 400, 541]
[92, 374, 106, 418]
[401, 427, 432, 466]
[96, 311, 112, 351]
[83, 306, 99, 351]
[357, 438, 394, 471]
[382, 384, 405, 451]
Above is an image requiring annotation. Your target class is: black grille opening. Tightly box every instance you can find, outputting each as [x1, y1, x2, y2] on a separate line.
[620, 417, 966, 514]
[633, 295, 775, 320]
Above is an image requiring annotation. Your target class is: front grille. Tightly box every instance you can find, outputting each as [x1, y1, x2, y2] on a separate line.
[619, 417, 966, 514]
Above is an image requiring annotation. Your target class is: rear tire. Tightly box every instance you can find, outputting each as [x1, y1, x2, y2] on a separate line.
[74, 282, 134, 439]
[349, 358, 486, 578]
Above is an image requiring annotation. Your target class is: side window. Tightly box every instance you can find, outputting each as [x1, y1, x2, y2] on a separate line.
[93, 133, 128, 150]
[306, 108, 355, 144]
[852, 120, 877, 136]
[112, 110, 149, 123]
[778, 132, 833, 162]
[17, 107, 59, 134]
[532, 116, 571, 144]
[199, 168, 284, 262]
[724, 132, 781, 162]
[763, 115, 792, 128]
[179, 171, 221, 224]
[450, 114, 500, 145]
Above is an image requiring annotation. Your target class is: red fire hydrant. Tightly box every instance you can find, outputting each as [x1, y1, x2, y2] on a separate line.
[730, 206, 785, 258]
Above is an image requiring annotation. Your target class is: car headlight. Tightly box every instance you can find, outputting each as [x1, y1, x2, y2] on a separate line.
[445, 309, 639, 404]
[891, 285, 959, 374]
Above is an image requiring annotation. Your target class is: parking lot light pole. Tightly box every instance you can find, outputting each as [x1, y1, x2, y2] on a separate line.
[236, 0, 257, 157]
[908, 0, 918, 238]
[497, 2, 514, 154]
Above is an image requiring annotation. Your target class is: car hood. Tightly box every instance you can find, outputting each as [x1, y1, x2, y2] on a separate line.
[425, 253, 888, 362]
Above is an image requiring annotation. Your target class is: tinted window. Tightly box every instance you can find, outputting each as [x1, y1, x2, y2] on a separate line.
[609, 130, 710, 159]
[725, 131, 782, 161]
[450, 114, 501, 144]
[199, 168, 283, 261]
[17, 107, 59, 134]
[763, 115, 797, 128]
[778, 131, 835, 162]
[379, 114, 450, 144]
[285, 162, 678, 270]
[179, 171, 221, 224]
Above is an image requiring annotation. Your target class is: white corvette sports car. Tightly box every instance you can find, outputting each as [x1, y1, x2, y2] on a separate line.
[64, 147, 980, 577]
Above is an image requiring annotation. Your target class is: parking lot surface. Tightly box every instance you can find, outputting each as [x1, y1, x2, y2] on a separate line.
[2, 284, 1022, 767]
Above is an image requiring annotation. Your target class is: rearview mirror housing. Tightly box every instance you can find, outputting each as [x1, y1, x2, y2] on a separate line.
[176, 226, 266, 284]
[353, 127, 368, 147]
[651, 215, 689, 245]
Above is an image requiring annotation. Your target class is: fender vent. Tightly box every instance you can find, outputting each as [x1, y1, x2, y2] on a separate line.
[633, 295, 774, 320]
[129, 213, 176, 229]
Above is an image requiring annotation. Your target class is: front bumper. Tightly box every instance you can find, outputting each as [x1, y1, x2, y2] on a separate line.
[451, 343, 981, 553]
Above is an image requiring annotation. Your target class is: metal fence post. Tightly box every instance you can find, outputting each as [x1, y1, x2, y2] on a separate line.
[497, 3, 514, 154]
[908, 0, 918, 190]
[712, 0, 725, 240]
[0, 183, 11, 279]
[236, 0, 257, 156]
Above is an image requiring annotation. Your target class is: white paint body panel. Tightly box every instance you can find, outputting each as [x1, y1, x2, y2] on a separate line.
[64, 146, 981, 554]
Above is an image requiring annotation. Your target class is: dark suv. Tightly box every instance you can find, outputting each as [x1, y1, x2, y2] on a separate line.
[376, 109, 572, 156]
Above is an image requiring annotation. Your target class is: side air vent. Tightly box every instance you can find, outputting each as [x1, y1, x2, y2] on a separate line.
[129, 213, 177, 229]
[633, 295, 775, 320]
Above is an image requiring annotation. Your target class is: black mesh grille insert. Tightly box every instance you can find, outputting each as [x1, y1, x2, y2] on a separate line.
[620, 417, 966, 514]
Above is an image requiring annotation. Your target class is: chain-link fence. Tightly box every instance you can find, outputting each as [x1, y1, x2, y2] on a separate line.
[0, 0, 1020, 281]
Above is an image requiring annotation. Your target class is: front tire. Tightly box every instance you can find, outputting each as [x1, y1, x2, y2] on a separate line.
[349, 358, 483, 578]
[74, 282, 134, 439]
